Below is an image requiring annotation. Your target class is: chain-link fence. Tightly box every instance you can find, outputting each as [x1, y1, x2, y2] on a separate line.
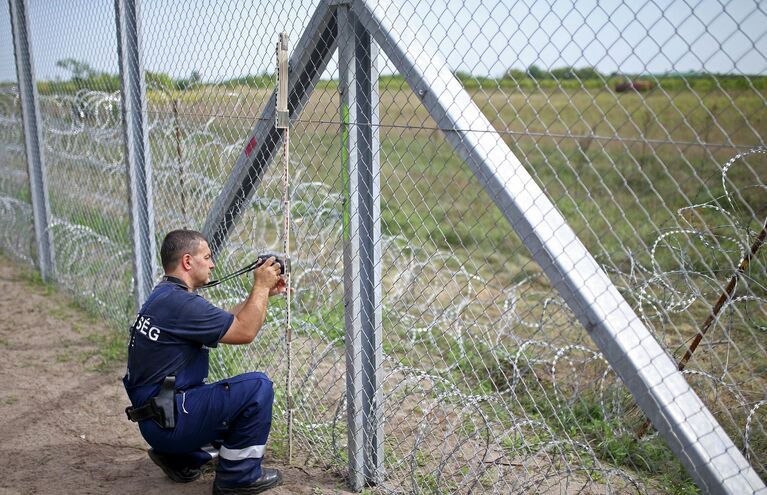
[0, 2, 33, 266]
[1, 0, 766, 493]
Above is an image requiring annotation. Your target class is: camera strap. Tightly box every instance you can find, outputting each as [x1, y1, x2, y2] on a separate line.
[198, 259, 261, 289]
[197, 253, 288, 290]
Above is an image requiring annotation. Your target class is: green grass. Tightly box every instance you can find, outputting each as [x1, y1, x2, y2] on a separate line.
[83, 330, 128, 372]
[505, 380, 699, 493]
[302, 302, 345, 343]
[20, 267, 57, 296]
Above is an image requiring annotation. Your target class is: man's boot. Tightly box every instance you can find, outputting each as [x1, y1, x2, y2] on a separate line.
[148, 448, 202, 483]
[212, 468, 283, 494]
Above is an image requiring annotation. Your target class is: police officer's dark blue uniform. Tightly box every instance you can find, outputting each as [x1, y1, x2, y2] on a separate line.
[124, 230, 284, 494]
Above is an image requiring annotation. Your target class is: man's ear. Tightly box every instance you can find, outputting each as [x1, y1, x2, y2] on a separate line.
[181, 253, 193, 271]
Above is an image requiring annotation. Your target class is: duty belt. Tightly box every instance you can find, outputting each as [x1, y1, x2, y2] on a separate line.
[125, 376, 177, 429]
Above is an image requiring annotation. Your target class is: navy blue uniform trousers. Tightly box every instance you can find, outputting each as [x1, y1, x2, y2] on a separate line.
[139, 371, 274, 486]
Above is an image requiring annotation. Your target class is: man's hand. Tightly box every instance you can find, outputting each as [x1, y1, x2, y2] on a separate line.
[221, 256, 283, 345]
[253, 256, 283, 293]
[268, 277, 287, 296]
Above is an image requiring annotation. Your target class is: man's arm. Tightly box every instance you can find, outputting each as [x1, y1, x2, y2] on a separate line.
[220, 258, 283, 345]
[229, 301, 245, 316]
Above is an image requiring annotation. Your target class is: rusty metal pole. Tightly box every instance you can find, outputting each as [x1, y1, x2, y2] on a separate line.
[637, 216, 767, 437]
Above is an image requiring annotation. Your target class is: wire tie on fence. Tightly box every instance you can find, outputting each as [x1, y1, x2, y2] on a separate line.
[482, 458, 524, 467]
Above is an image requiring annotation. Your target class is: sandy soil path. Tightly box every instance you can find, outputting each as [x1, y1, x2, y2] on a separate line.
[0, 256, 353, 495]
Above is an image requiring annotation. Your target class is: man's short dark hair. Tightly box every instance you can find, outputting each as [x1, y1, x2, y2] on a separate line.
[160, 229, 208, 272]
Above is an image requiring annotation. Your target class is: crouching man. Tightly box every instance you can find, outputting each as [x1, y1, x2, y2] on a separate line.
[124, 229, 285, 494]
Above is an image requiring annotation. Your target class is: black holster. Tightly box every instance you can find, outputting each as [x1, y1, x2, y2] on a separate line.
[125, 376, 176, 429]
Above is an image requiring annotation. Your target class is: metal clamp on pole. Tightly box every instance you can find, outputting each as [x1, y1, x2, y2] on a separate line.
[276, 33, 290, 130]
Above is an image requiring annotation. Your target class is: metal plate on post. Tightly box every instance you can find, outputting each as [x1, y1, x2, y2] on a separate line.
[276, 32, 289, 130]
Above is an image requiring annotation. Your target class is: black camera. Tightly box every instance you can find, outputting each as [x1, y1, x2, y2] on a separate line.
[256, 253, 288, 274]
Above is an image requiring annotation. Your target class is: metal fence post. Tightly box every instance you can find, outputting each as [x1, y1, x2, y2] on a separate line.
[9, 0, 55, 281]
[339, 3, 384, 489]
[115, 0, 156, 309]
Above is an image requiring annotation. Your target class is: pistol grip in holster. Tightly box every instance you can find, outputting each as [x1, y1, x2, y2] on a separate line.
[152, 375, 177, 429]
[125, 376, 177, 429]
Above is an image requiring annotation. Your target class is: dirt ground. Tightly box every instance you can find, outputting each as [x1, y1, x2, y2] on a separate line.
[0, 256, 354, 495]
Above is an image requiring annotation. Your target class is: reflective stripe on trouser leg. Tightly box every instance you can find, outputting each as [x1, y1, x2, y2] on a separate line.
[215, 373, 274, 487]
[220, 445, 266, 460]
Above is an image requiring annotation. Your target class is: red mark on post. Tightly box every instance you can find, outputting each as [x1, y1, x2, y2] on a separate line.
[245, 137, 257, 157]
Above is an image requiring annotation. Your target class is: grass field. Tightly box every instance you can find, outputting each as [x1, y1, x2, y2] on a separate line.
[144, 83, 766, 253]
[1, 81, 765, 492]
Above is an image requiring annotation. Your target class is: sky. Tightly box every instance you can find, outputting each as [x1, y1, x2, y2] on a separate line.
[1, 0, 766, 83]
